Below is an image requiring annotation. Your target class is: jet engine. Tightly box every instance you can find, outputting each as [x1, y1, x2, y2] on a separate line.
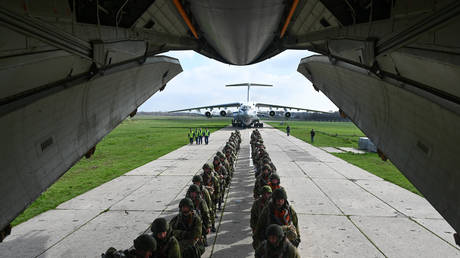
[269, 111, 275, 117]
[285, 112, 291, 118]
[220, 110, 227, 117]
[205, 111, 212, 118]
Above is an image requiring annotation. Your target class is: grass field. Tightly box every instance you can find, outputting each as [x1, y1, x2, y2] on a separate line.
[267, 121, 422, 196]
[12, 116, 231, 226]
[268, 121, 365, 148]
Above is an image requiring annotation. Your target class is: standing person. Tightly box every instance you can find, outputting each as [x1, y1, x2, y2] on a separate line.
[286, 125, 290, 136]
[204, 128, 210, 144]
[198, 128, 203, 144]
[195, 128, 199, 145]
[188, 129, 194, 145]
[310, 129, 315, 143]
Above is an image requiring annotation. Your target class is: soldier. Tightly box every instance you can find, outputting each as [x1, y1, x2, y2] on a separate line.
[268, 173, 282, 192]
[102, 234, 157, 258]
[253, 165, 272, 199]
[170, 198, 204, 258]
[224, 149, 234, 169]
[255, 188, 300, 247]
[201, 163, 220, 220]
[255, 224, 300, 258]
[217, 151, 232, 178]
[250, 185, 272, 249]
[151, 218, 181, 258]
[186, 184, 211, 246]
[213, 157, 228, 209]
[216, 165, 229, 210]
[193, 175, 216, 232]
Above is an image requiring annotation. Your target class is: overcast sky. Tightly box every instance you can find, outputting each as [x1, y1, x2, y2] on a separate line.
[139, 50, 338, 112]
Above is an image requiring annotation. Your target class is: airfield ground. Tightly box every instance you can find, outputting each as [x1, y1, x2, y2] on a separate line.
[12, 116, 231, 226]
[15, 117, 417, 227]
[2, 124, 458, 257]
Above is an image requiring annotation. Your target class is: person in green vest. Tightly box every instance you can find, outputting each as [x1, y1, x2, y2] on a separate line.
[188, 128, 194, 145]
[198, 128, 203, 144]
[204, 128, 210, 144]
[194, 128, 199, 144]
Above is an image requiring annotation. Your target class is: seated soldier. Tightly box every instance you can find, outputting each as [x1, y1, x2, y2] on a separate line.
[268, 173, 283, 192]
[250, 185, 272, 250]
[255, 188, 301, 247]
[151, 218, 181, 258]
[255, 224, 300, 258]
[193, 175, 216, 232]
[170, 198, 204, 258]
[102, 234, 157, 258]
[186, 184, 211, 246]
[201, 163, 220, 220]
[253, 165, 272, 199]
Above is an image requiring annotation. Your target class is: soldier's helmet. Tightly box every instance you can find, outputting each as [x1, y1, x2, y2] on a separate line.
[266, 224, 285, 242]
[269, 173, 280, 181]
[179, 197, 194, 209]
[262, 164, 272, 172]
[272, 188, 287, 201]
[216, 151, 224, 157]
[261, 185, 273, 194]
[133, 234, 157, 253]
[213, 156, 220, 161]
[192, 175, 203, 183]
[151, 218, 169, 235]
[188, 184, 201, 194]
[202, 163, 212, 170]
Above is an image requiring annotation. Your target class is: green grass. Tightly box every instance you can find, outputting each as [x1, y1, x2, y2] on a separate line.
[268, 121, 365, 147]
[267, 121, 422, 196]
[334, 153, 421, 195]
[12, 116, 231, 226]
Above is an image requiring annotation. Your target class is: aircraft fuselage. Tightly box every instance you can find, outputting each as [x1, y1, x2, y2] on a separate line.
[232, 103, 260, 127]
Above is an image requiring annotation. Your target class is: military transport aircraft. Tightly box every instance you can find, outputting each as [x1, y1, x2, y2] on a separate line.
[169, 83, 328, 128]
[1, 0, 459, 243]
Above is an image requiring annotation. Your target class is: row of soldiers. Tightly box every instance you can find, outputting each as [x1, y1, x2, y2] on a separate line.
[188, 128, 211, 145]
[249, 129, 301, 258]
[103, 130, 241, 258]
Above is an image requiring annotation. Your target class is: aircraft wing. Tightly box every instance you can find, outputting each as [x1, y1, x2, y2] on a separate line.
[169, 102, 241, 112]
[255, 103, 330, 113]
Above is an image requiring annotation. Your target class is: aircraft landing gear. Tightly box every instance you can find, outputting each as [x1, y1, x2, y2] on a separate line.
[254, 121, 263, 128]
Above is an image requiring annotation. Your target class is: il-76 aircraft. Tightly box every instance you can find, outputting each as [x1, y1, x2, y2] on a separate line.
[169, 83, 329, 128]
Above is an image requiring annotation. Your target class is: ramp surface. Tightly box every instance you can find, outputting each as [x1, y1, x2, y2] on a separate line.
[2, 126, 459, 257]
[0, 127, 234, 257]
[205, 126, 460, 257]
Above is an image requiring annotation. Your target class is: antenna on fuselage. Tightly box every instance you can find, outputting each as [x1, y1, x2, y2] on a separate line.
[225, 83, 273, 102]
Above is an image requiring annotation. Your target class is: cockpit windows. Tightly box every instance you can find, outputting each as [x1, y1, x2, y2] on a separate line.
[241, 105, 249, 111]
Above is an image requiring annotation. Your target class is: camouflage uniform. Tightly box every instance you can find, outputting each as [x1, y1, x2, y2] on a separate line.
[253, 165, 272, 198]
[170, 198, 204, 258]
[151, 218, 181, 258]
[255, 189, 300, 247]
[251, 185, 272, 249]
[201, 164, 220, 218]
[193, 175, 215, 231]
[255, 225, 300, 258]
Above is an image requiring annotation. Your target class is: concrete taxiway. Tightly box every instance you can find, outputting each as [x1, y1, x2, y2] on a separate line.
[1, 126, 459, 257]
